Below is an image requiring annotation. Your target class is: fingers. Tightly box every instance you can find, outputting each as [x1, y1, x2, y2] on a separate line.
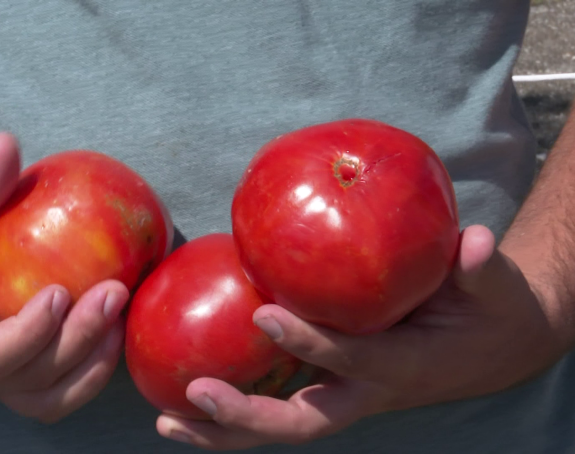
[1, 280, 129, 393]
[0, 280, 129, 423]
[1, 319, 125, 423]
[0, 132, 20, 206]
[451, 225, 496, 293]
[157, 377, 372, 449]
[254, 303, 434, 401]
[0, 286, 70, 378]
[253, 305, 381, 380]
[157, 415, 263, 451]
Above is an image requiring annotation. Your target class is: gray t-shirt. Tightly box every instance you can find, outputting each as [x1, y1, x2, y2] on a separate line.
[2, 1, 571, 453]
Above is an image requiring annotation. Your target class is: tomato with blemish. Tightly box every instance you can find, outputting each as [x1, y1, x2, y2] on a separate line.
[0, 150, 173, 319]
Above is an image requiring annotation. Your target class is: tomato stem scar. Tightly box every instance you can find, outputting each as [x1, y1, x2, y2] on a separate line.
[333, 157, 360, 188]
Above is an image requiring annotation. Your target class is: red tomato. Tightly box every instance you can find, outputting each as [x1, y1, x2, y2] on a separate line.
[0, 150, 173, 319]
[232, 119, 460, 335]
[125, 233, 301, 420]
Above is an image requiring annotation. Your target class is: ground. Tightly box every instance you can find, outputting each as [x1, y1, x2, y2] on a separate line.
[516, 0, 575, 160]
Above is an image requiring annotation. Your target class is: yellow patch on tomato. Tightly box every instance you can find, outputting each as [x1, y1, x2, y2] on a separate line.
[82, 229, 121, 267]
[12, 275, 33, 299]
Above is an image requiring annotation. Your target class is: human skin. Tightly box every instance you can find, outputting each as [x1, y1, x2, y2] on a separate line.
[156, 105, 575, 450]
[0, 134, 131, 423]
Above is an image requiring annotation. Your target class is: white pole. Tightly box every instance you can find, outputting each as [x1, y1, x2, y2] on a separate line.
[513, 73, 575, 82]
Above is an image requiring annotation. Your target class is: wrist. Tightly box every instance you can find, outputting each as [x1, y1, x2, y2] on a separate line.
[498, 105, 575, 356]
[500, 239, 575, 354]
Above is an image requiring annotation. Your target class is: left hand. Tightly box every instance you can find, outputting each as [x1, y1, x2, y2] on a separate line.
[156, 225, 569, 450]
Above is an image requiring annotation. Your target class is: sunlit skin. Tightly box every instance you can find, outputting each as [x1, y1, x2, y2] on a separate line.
[0, 150, 173, 319]
[232, 119, 460, 334]
[125, 233, 301, 420]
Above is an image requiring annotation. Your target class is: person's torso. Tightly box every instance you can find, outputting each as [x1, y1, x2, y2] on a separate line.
[3, 1, 568, 453]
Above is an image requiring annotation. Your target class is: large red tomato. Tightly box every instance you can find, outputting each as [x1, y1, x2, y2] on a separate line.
[232, 119, 460, 335]
[0, 150, 173, 319]
[125, 233, 301, 420]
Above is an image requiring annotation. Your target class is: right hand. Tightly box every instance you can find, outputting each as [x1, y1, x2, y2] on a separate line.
[0, 133, 130, 423]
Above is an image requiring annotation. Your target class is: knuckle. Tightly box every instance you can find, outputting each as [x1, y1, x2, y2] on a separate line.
[14, 320, 54, 351]
[291, 337, 318, 358]
[334, 352, 359, 376]
[211, 402, 242, 428]
[72, 303, 110, 348]
[76, 321, 105, 347]
[289, 328, 374, 379]
[333, 345, 369, 378]
[82, 356, 117, 393]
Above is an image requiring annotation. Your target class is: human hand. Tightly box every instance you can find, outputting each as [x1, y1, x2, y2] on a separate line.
[156, 225, 568, 449]
[0, 133, 130, 423]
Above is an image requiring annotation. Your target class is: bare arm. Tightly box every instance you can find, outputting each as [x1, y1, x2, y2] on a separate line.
[501, 104, 575, 348]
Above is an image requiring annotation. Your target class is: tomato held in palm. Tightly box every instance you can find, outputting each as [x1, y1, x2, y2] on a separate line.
[0, 150, 173, 319]
[232, 119, 460, 335]
[125, 233, 301, 420]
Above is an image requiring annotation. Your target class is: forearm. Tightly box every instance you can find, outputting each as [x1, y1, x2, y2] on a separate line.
[500, 103, 575, 347]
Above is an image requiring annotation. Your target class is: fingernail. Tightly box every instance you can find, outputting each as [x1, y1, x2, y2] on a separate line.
[51, 290, 69, 318]
[190, 393, 217, 417]
[254, 315, 283, 340]
[103, 291, 124, 319]
[169, 429, 191, 444]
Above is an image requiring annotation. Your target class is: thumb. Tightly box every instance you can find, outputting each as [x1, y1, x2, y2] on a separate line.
[451, 224, 497, 294]
[0, 133, 21, 207]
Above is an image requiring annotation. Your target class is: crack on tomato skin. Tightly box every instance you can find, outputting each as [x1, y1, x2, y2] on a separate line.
[362, 152, 403, 176]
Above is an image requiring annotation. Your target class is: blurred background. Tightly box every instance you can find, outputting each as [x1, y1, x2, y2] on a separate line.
[515, 0, 574, 166]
